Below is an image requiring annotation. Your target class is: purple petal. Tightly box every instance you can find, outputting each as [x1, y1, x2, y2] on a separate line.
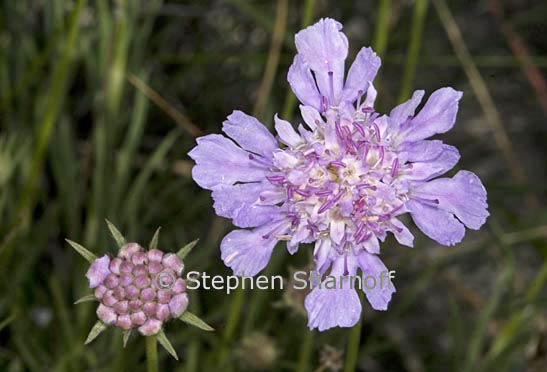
[390, 218, 414, 248]
[412, 171, 489, 230]
[299, 105, 322, 131]
[294, 18, 348, 102]
[305, 257, 361, 331]
[212, 182, 282, 228]
[274, 115, 304, 148]
[221, 221, 289, 276]
[407, 199, 465, 246]
[357, 252, 396, 311]
[188, 134, 270, 190]
[288, 55, 321, 110]
[313, 239, 334, 275]
[403, 144, 460, 181]
[398, 140, 445, 162]
[341, 47, 381, 104]
[86, 255, 111, 289]
[389, 90, 424, 125]
[399, 87, 463, 142]
[222, 110, 277, 158]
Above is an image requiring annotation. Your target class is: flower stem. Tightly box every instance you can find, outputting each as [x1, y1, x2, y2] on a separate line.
[217, 287, 245, 367]
[343, 318, 362, 372]
[146, 336, 158, 372]
[296, 329, 314, 372]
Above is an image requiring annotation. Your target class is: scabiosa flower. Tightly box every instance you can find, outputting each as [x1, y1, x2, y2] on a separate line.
[189, 18, 489, 331]
[69, 220, 212, 359]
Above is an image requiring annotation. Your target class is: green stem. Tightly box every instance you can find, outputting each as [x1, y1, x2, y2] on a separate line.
[146, 336, 158, 372]
[398, 0, 428, 102]
[343, 319, 362, 372]
[373, 0, 391, 58]
[217, 287, 245, 368]
[296, 330, 314, 372]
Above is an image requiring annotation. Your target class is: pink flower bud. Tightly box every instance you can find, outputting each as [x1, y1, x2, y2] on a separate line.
[169, 293, 189, 317]
[113, 286, 126, 300]
[148, 262, 163, 275]
[114, 300, 129, 315]
[97, 304, 117, 325]
[104, 273, 120, 289]
[120, 261, 134, 274]
[117, 314, 132, 330]
[143, 302, 157, 316]
[156, 304, 171, 321]
[131, 311, 146, 326]
[129, 299, 142, 311]
[138, 319, 162, 336]
[132, 252, 149, 266]
[172, 279, 186, 294]
[119, 243, 143, 260]
[157, 289, 172, 304]
[147, 249, 164, 263]
[125, 285, 139, 299]
[103, 290, 118, 306]
[132, 264, 148, 277]
[109, 257, 123, 275]
[119, 273, 133, 287]
[94, 285, 108, 300]
[135, 275, 151, 288]
[140, 288, 156, 302]
[162, 253, 184, 275]
[86, 255, 111, 288]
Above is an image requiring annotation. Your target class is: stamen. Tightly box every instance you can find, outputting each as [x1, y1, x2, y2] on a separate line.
[391, 158, 399, 177]
[328, 71, 335, 106]
[321, 96, 328, 113]
[330, 161, 346, 168]
[371, 122, 381, 142]
[248, 153, 271, 167]
[266, 175, 285, 184]
[294, 189, 311, 197]
[412, 196, 440, 205]
[343, 255, 349, 276]
[352, 121, 365, 137]
[315, 190, 333, 197]
[356, 89, 364, 108]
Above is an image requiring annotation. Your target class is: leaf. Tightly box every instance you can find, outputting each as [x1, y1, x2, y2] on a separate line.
[105, 219, 127, 249]
[74, 294, 96, 304]
[179, 311, 214, 332]
[66, 239, 97, 263]
[84, 321, 108, 345]
[123, 330, 132, 348]
[149, 227, 161, 250]
[176, 239, 199, 260]
[157, 330, 179, 360]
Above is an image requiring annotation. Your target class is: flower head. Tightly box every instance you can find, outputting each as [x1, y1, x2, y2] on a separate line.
[69, 221, 212, 358]
[189, 18, 489, 331]
[87, 243, 188, 336]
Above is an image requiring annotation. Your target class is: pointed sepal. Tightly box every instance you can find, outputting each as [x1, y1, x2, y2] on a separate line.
[149, 227, 161, 250]
[85, 321, 108, 345]
[74, 294, 96, 304]
[105, 219, 127, 249]
[157, 330, 179, 360]
[66, 239, 97, 263]
[179, 311, 214, 331]
[177, 239, 199, 260]
[123, 330, 132, 348]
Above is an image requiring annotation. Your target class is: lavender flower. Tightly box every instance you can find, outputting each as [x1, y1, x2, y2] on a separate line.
[189, 18, 489, 331]
[69, 221, 212, 358]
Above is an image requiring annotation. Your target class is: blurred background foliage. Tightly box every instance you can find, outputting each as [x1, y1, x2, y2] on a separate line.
[1, 0, 547, 371]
